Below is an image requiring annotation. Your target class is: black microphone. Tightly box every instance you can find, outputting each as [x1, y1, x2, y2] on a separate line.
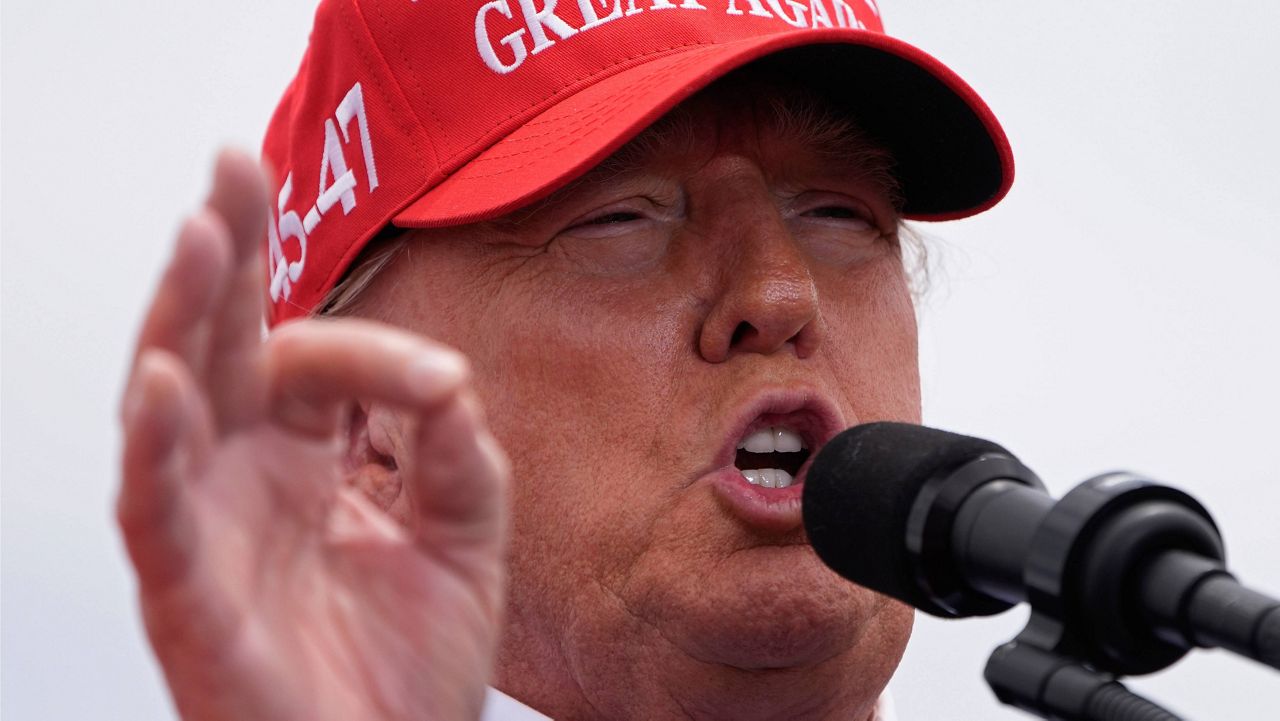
[802, 422, 1280, 675]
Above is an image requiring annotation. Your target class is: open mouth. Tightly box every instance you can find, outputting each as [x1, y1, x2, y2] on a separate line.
[733, 423, 814, 489]
[708, 392, 842, 531]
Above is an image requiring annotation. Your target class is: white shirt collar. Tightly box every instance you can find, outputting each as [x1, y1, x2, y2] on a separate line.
[481, 686, 898, 720]
[481, 686, 553, 721]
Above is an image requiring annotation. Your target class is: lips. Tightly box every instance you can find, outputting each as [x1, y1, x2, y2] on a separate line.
[715, 390, 843, 482]
[704, 389, 845, 533]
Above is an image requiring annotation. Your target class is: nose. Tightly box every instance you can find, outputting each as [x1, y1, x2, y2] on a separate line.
[697, 210, 822, 363]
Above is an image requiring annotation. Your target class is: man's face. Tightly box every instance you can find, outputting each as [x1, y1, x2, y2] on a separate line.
[357, 86, 919, 717]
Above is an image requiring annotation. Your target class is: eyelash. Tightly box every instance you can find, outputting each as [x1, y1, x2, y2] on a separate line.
[583, 211, 643, 226]
[806, 206, 860, 219]
[568, 200, 880, 232]
[802, 204, 878, 229]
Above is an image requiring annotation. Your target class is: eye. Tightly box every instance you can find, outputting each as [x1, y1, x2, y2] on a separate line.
[561, 205, 652, 239]
[801, 205, 875, 230]
[581, 211, 643, 226]
[553, 200, 673, 274]
[790, 192, 895, 266]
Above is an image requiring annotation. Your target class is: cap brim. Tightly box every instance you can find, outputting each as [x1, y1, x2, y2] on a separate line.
[394, 29, 1013, 228]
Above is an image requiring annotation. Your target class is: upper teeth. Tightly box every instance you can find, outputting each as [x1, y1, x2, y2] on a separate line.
[737, 426, 806, 454]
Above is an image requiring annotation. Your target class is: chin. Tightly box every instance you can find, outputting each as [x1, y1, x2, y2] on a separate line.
[664, 544, 890, 670]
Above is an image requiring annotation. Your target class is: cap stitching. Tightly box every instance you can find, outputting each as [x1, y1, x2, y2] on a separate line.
[444, 87, 667, 182]
[482, 51, 712, 152]
[357, 0, 449, 149]
[438, 38, 718, 167]
[438, 51, 714, 183]
[297, 0, 437, 306]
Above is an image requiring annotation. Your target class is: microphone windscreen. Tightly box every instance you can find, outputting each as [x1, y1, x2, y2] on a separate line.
[802, 422, 1010, 616]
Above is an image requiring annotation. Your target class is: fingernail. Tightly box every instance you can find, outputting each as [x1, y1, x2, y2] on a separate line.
[408, 350, 468, 401]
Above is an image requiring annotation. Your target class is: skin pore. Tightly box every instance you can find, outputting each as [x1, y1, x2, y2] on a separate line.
[342, 80, 920, 721]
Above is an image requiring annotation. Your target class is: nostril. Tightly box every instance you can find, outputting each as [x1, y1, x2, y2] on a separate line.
[730, 321, 753, 347]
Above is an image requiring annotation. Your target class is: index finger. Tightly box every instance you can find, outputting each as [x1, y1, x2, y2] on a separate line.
[200, 149, 272, 431]
[124, 210, 232, 421]
[263, 318, 471, 438]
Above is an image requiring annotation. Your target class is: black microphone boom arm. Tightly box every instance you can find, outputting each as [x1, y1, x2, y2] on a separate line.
[802, 423, 1280, 721]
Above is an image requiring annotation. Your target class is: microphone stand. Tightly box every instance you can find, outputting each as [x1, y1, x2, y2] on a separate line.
[986, 643, 1182, 721]
[980, 473, 1280, 720]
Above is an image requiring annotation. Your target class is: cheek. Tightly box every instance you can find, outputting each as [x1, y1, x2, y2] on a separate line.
[820, 259, 921, 422]
[359, 246, 702, 604]
[458, 278, 699, 577]
[474, 281, 685, 449]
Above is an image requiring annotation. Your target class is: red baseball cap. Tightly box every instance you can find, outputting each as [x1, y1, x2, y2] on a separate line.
[262, 0, 1013, 324]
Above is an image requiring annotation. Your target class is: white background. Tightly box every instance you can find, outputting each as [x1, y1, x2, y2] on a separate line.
[2, 1, 1277, 719]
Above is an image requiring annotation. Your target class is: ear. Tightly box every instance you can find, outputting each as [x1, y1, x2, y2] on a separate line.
[343, 401, 413, 526]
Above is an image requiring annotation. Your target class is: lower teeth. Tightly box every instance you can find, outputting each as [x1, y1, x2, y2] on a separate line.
[741, 468, 795, 488]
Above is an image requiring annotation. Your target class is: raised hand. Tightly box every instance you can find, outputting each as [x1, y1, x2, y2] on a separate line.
[118, 150, 509, 721]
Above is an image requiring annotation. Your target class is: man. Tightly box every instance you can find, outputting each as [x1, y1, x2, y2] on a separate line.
[118, 1, 1012, 719]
